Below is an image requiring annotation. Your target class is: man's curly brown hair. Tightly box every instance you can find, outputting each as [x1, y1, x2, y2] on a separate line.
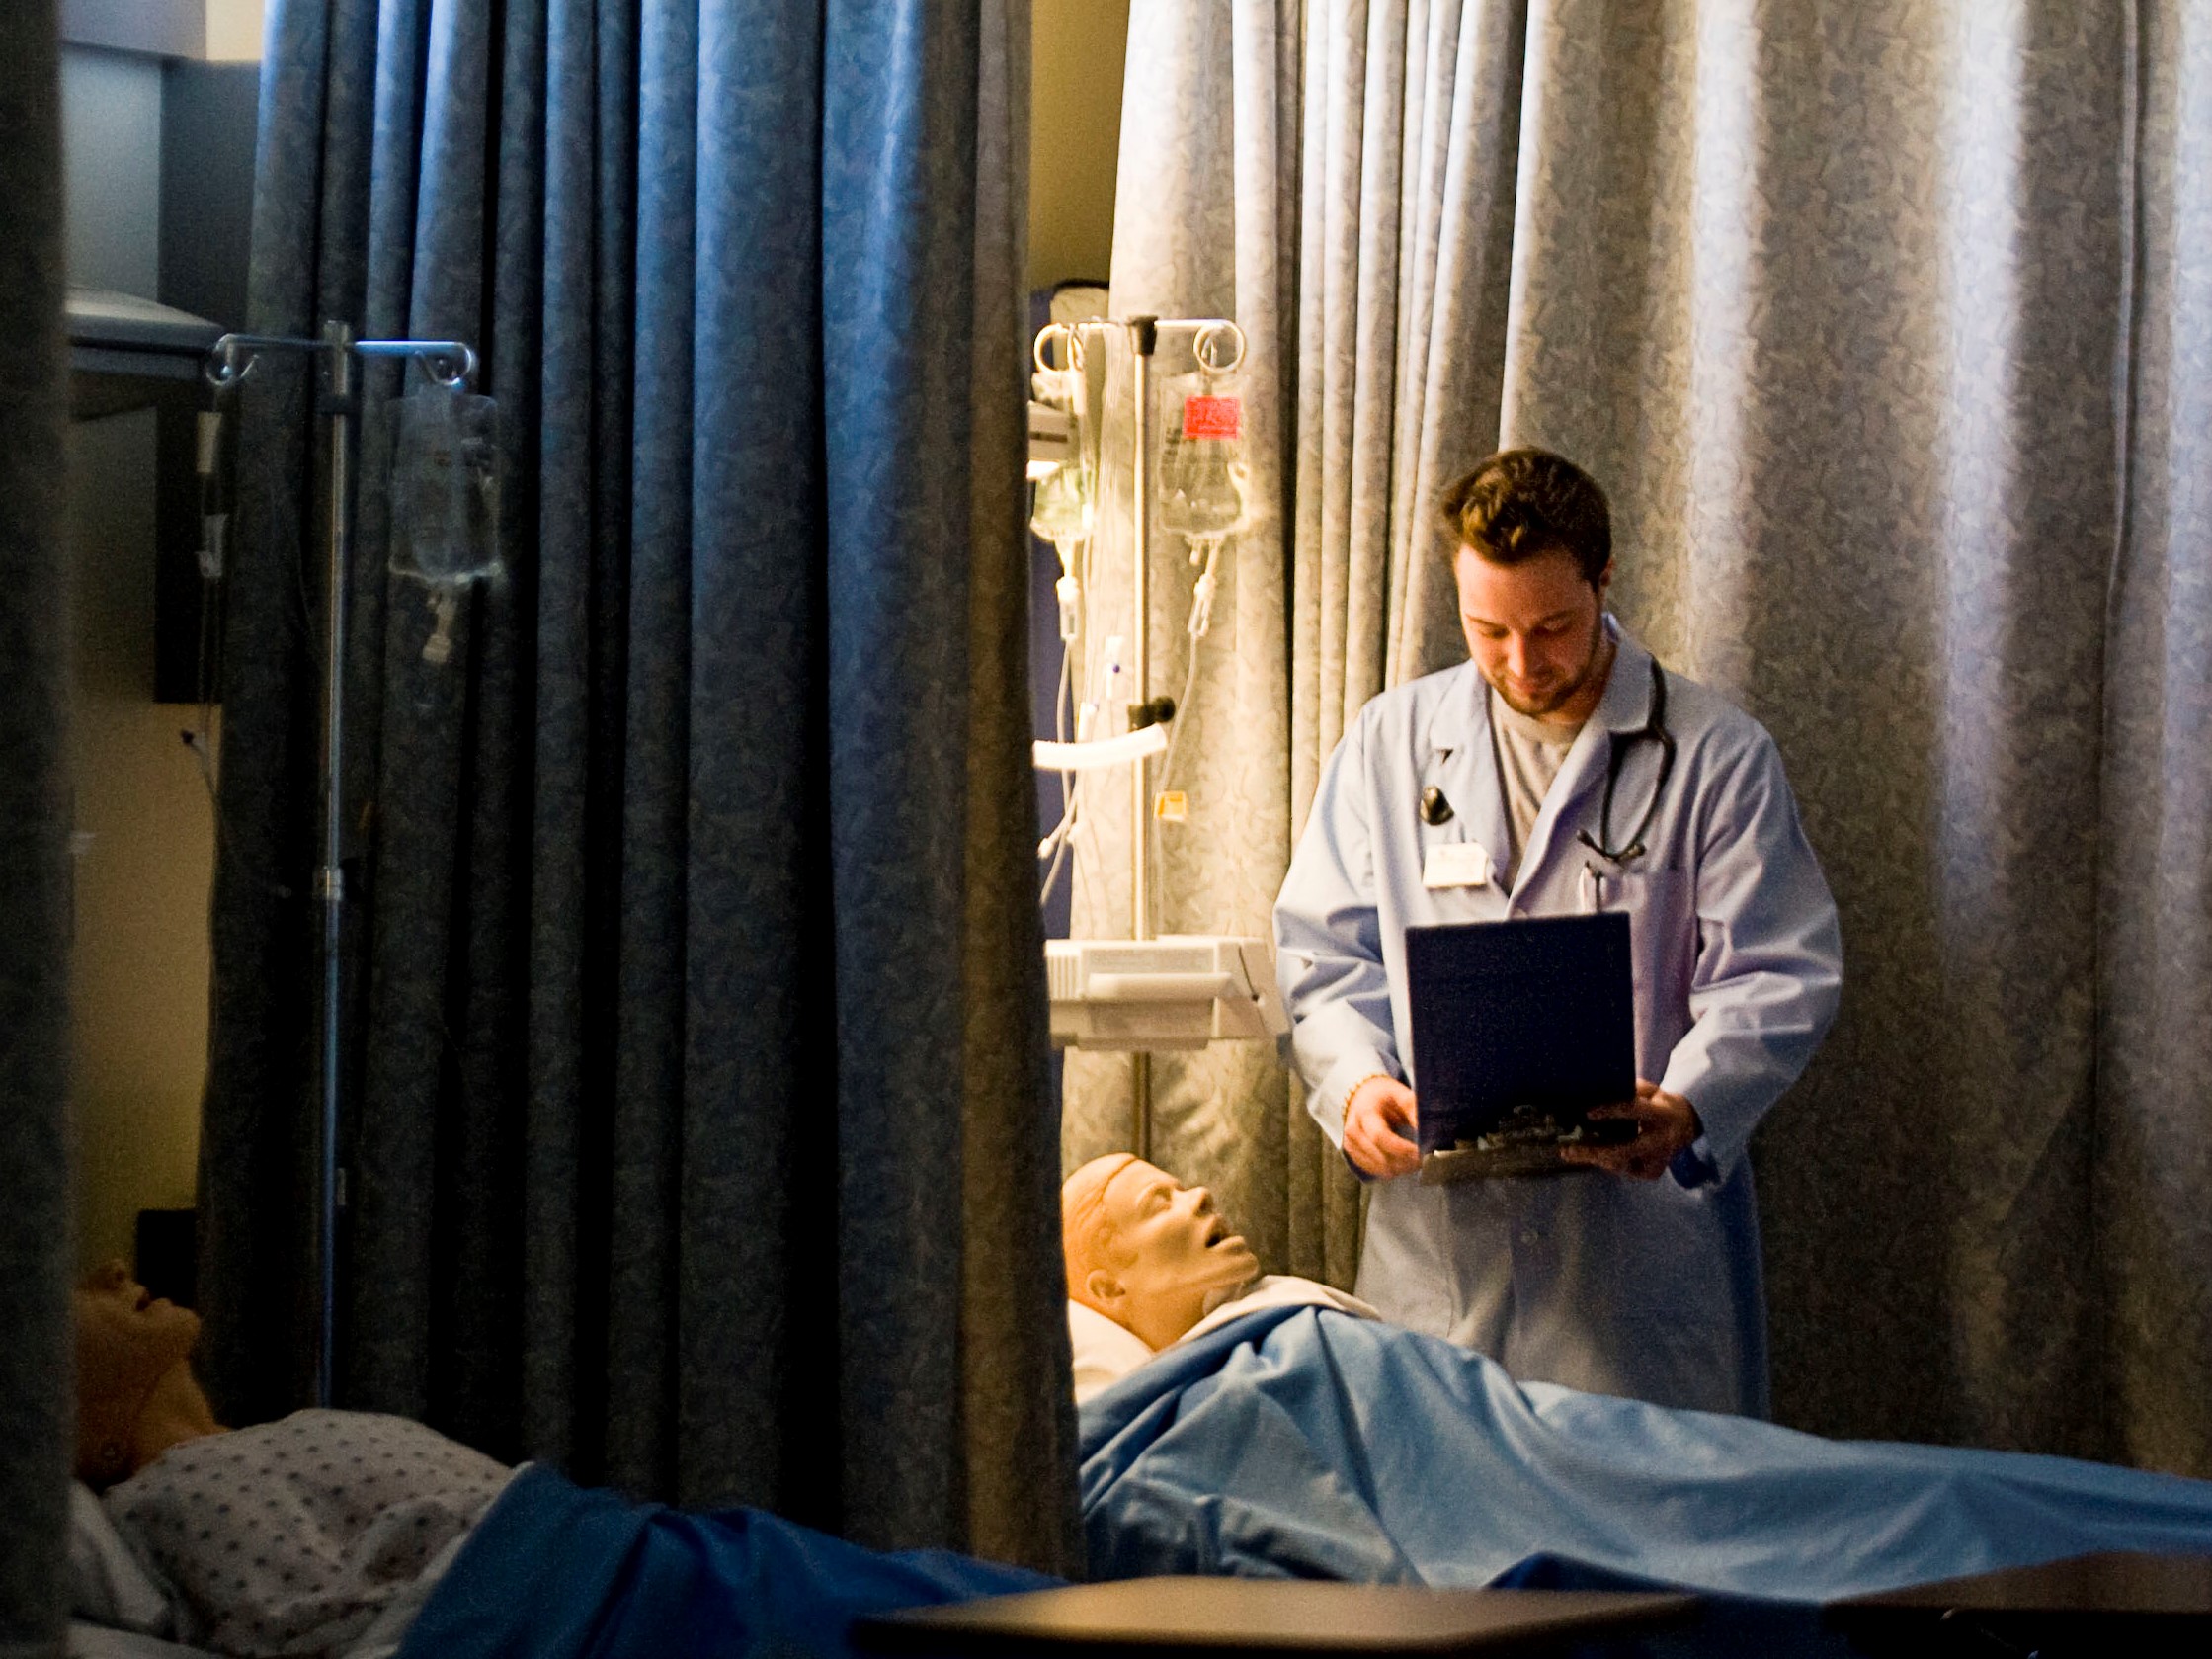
[1438, 448, 1611, 587]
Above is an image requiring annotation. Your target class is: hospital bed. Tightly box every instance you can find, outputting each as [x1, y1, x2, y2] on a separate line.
[65, 1306, 2212, 1659]
[1079, 1305, 2212, 1598]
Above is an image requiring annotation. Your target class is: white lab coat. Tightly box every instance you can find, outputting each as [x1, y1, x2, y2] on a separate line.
[1273, 621, 1842, 1416]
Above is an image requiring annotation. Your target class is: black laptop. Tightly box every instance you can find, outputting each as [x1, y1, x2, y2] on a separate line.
[1404, 914, 1638, 1182]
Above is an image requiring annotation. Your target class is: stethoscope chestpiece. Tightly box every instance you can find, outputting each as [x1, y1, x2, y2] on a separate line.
[1420, 786, 1454, 826]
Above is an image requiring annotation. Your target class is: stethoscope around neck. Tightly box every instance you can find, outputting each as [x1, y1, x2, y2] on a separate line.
[1574, 658, 1677, 904]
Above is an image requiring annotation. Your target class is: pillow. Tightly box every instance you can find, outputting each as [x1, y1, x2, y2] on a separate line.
[68, 1482, 173, 1635]
[1067, 1301, 1155, 1404]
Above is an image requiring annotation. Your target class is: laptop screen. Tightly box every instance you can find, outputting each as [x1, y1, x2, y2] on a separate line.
[1403, 913, 1637, 1156]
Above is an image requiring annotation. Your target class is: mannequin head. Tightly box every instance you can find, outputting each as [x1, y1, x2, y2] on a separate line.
[74, 1261, 224, 1488]
[1062, 1156, 1260, 1350]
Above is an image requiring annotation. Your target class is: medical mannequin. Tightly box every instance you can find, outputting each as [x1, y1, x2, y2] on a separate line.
[74, 1260, 226, 1488]
[64, 1279, 1046, 1659]
[1062, 1154, 1261, 1349]
[70, 1267, 512, 1657]
[1061, 1156, 1376, 1401]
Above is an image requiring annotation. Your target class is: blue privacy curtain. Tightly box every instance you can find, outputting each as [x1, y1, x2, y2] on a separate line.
[0, 3, 74, 1650]
[197, 0, 1078, 1565]
[1115, 0, 2212, 1473]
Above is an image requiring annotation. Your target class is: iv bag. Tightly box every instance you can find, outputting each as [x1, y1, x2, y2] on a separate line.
[1030, 454, 1095, 550]
[387, 386, 502, 587]
[1158, 369, 1248, 543]
[1029, 342, 1096, 556]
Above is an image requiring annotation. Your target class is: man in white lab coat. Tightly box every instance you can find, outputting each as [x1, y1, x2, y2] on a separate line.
[1272, 449, 1842, 1416]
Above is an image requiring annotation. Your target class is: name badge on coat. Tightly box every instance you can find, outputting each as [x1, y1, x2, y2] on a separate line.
[1423, 841, 1494, 889]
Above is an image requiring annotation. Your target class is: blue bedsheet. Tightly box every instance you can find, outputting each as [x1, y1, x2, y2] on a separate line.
[1080, 1306, 2212, 1600]
[396, 1463, 1053, 1659]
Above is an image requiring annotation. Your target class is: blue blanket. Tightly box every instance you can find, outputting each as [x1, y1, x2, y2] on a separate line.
[396, 1463, 1053, 1659]
[1080, 1306, 2212, 1600]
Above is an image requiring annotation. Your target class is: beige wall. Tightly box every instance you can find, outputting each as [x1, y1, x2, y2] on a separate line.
[63, 44, 217, 1274]
[1029, 0, 1128, 292]
[205, 1, 267, 62]
[67, 415, 216, 1274]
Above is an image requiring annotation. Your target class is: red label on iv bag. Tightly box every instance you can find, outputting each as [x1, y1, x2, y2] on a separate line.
[1183, 395, 1242, 441]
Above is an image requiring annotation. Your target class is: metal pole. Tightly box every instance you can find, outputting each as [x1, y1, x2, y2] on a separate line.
[205, 324, 474, 1412]
[1127, 318, 1159, 1162]
[1128, 316, 1156, 945]
[314, 320, 354, 1410]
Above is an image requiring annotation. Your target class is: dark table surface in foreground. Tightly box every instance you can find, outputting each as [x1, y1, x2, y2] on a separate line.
[1829, 1551, 2212, 1656]
[855, 1579, 1698, 1658]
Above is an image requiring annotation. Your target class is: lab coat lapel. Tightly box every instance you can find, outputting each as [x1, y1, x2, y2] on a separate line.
[1421, 665, 1513, 885]
[1512, 620, 1656, 899]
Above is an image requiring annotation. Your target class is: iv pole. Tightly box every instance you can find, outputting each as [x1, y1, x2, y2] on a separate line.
[1037, 314, 1244, 1165]
[205, 322, 480, 1411]
[1127, 317, 1155, 1157]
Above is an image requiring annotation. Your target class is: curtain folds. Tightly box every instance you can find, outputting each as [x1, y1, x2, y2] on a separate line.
[1296, 0, 1527, 756]
[198, 0, 1077, 1565]
[1503, 0, 2130, 1458]
[0, 5, 73, 1651]
[2097, 0, 2212, 1477]
[1110, 0, 2212, 1470]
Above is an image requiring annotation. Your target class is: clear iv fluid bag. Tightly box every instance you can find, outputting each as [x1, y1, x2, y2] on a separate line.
[1029, 357, 1094, 554]
[387, 387, 502, 586]
[1030, 456, 1094, 550]
[1159, 376, 1246, 541]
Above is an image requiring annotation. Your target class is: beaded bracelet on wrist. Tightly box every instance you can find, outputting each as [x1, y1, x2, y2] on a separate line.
[1344, 1071, 1400, 1110]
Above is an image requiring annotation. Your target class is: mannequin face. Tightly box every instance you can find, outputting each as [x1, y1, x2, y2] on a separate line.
[74, 1261, 216, 1486]
[1064, 1157, 1260, 1350]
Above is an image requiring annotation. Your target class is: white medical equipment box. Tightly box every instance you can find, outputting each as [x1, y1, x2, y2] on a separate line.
[1046, 935, 1289, 1052]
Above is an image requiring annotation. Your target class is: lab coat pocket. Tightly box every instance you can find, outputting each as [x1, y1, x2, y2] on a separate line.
[1605, 867, 1696, 1036]
[1604, 863, 1689, 909]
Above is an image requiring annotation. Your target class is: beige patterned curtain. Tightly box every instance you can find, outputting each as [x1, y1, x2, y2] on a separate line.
[1101, 0, 2212, 1471]
[1501, 0, 2136, 1460]
[2095, 0, 2212, 1476]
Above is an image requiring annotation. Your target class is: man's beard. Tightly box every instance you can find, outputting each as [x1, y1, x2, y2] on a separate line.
[1488, 627, 1612, 719]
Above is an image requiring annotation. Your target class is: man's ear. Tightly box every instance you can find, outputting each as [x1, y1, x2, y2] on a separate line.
[1085, 1269, 1124, 1309]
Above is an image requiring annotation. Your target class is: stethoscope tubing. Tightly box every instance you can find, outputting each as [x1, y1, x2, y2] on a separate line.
[1419, 657, 1678, 913]
[1577, 658, 1676, 907]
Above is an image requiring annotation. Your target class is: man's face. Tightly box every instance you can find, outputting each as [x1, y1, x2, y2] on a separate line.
[1455, 544, 1611, 719]
[1099, 1160, 1260, 1310]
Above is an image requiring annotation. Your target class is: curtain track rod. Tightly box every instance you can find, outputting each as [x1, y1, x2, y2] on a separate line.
[205, 330, 478, 391]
